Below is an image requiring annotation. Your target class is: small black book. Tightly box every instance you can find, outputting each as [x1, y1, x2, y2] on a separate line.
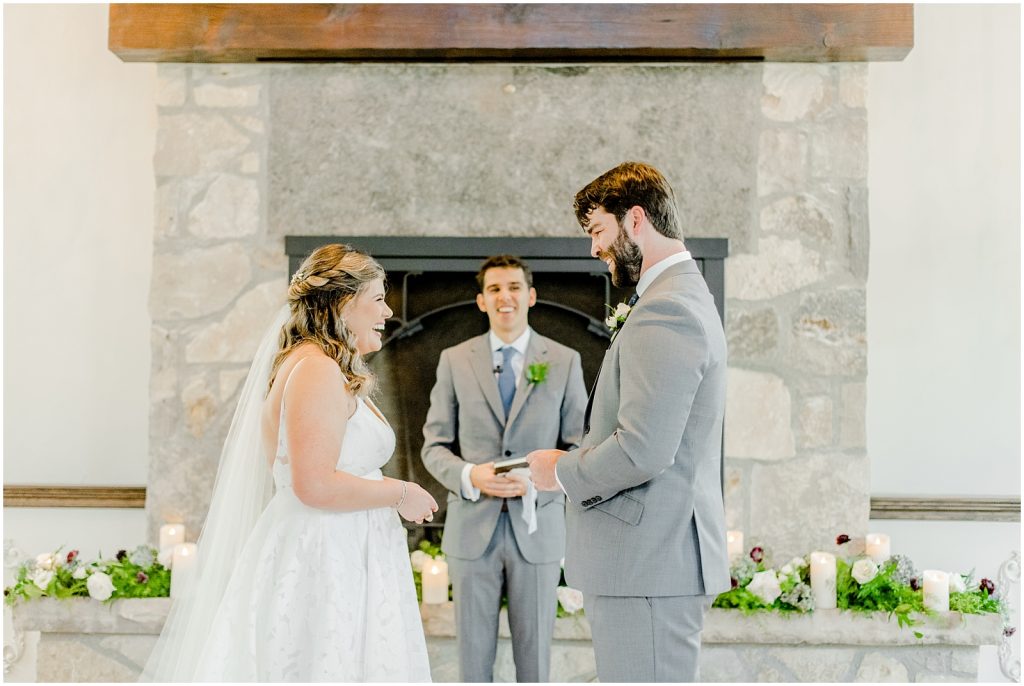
[493, 457, 529, 474]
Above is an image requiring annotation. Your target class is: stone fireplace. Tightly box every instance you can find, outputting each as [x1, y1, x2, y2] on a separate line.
[149, 60, 869, 560]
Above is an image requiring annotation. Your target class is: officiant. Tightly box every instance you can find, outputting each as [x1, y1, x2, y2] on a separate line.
[421, 254, 587, 682]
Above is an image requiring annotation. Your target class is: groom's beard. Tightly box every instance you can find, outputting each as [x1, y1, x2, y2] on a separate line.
[601, 228, 643, 288]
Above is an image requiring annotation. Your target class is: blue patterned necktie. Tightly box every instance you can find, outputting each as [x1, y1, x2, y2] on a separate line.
[627, 292, 639, 307]
[498, 346, 517, 419]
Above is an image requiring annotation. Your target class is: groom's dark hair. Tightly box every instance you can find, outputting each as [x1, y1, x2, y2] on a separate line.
[574, 161, 683, 241]
[476, 255, 533, 292]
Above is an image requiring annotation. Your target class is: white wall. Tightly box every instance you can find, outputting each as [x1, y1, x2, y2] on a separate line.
[3, 4, 156, 485]
[868, 6, 1021, 681]
[867, 4, 1021, 497]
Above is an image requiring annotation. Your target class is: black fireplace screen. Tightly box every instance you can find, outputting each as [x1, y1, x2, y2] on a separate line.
[286, 236, 727, 544]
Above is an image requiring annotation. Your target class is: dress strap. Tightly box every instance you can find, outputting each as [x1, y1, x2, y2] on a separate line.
[276, 357, 311, 462]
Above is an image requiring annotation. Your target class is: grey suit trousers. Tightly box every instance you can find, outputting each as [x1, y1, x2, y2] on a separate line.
[584, 593, 715, 682]
[448, 512, 562, 682]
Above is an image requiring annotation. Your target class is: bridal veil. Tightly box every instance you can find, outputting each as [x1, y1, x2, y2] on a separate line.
[141, 305, 289, 681]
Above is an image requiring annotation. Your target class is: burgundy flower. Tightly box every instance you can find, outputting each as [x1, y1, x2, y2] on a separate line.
[116, 549, 127, 562]
[136, 571, 149, 584]
[3, 589, 8, 597]
[66, 550, 78, 564]
[750, 546, 764, 563]
[910, 577, 920, 591]
[980, 578, 996, 595]
[731, 577, 739, 589]
[836, 534, 851, 545]
[1004, 627, 1017, 638]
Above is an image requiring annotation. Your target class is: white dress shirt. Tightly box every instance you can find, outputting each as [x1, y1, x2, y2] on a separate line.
[460, 328, 532, 499]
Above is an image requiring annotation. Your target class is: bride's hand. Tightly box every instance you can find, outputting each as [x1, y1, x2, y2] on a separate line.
[397, 482, 438, 524]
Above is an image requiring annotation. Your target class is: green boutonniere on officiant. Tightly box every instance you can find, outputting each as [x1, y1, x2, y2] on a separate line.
[526, 361, 549, 385]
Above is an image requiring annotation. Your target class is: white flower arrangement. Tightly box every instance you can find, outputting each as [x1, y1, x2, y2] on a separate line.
[556, 586, 585, 614]
[851, 558, 879, 585]
[948, 573, 967, 593]
[409, 550, 430, 574]
[86, 571, 115, 601]
[747, 570, 782, 605]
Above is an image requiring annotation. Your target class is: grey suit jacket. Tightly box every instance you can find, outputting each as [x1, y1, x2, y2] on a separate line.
[422, 329, 587, 563]
[556, 260, 730, 597]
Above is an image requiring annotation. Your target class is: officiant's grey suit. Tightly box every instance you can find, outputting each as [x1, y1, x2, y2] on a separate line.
[422, 329, 586, 682]
[556, 259, 731, 682]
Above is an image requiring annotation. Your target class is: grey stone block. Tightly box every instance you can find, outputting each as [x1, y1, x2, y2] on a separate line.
[759, 129, 809, 196]
[749, 454, 869, 560]
[185, 280, 286, 363]
[790, 288, 867, 377]
[155, 113, 250, 177]
[727, 306, 779, 361]
[187, 174, 260, 238]
[760, 194, 835, 244]
[726, 236, 824, 300]
[150, 244, 252, 321]
[856, 652, 911, 682]
[725, 367, 795, 461]
[267, 64, 759, 240]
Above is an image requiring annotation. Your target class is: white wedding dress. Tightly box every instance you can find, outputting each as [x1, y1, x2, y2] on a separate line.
[191, 396, 432, 682]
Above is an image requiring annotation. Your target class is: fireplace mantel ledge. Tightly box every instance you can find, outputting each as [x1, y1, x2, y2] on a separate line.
[12, 598, 1002, 647]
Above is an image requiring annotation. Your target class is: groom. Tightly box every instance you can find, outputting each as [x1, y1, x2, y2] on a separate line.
[528, 162, 730, 682]
[422, 254, 587, 682]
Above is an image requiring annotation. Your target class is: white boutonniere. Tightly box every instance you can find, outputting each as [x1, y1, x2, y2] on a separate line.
[605, 301, 633, 340]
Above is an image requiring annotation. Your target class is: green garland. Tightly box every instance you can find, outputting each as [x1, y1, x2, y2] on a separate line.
[5, 546, 170, 605]
[713, 544, 1007, 637]
[8, 537, 1010, 639]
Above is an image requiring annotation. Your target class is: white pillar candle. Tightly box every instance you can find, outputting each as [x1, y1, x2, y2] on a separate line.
[865, 533, 891, 564]
[159, 523, 185, 554]
[923, 570, 950, 612]
[810, 551, 837, 610]
[170, 543, 198, 600]
[422, 559, 449, 604]
[726, 531, 744, 561]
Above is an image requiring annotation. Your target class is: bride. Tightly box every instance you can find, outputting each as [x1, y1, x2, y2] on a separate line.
[143, 244, 437, 682]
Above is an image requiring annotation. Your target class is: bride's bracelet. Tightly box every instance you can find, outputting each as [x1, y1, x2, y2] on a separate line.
[393, 481, 408, 510]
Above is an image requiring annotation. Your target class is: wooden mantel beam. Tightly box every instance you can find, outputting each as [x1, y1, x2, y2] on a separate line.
[108, 4, 913, 63]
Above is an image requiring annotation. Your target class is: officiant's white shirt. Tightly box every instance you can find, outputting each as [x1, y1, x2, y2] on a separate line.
[460, 328, 531, 499]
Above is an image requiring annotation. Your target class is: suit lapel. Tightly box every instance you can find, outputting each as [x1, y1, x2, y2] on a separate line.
[469, 335, 506, 424]
[506, 331, 547, 428]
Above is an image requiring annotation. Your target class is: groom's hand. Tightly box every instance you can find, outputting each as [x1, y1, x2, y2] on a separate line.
[526, 449, 565, 492]
[471, 462, 528, 499]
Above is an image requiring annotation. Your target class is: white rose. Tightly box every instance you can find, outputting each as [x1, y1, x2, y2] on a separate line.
[851, 558, 879, 585]
[789, 556, 808, 570]
[614, 303, 631, 318]
[410, 550, 429, 573]
[780, 563, 794, 576]
[556, 586, 585, 614]
[31, 569, 54, 590]
[949, 573, 967, 593]
[747, 570, 782, 605]
[86, 571, 115, 601]
[35, 553, 56, 571]
[605, 315, 617, 328]
[72, 567, 88, 580]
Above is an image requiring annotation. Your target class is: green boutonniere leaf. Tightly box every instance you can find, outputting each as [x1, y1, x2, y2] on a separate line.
[526, 362, 549, 385]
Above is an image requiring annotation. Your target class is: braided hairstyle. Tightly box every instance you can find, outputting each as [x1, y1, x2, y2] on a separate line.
[268, 244, 385, 397]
